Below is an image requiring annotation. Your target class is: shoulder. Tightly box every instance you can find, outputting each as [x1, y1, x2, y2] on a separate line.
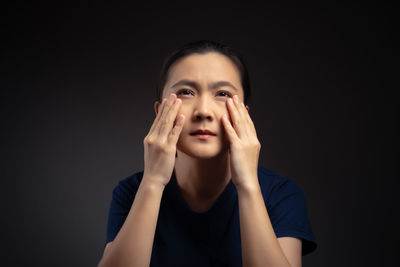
[105, 171, 145, 244]
[257, 165, 304, 203]
[111, 171, 144, 207]
[257, 165, 317, 255]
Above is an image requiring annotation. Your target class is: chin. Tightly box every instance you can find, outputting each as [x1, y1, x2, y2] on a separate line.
[177, 138, 229, 160]
[180, 149, 220, 159]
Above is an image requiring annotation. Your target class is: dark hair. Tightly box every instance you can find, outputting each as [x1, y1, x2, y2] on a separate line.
[156, 40, 251, 105]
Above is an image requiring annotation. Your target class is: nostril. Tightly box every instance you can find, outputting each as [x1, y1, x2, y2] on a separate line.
[196, 115, 210, 119]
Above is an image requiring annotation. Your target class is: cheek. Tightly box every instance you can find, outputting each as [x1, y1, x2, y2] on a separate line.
[177, 104, 189, 118]
[217, 103, 231, 123]
[177, 101, 230, 125]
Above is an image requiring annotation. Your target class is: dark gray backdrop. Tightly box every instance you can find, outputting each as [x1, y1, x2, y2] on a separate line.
[1, 2, 396, 267]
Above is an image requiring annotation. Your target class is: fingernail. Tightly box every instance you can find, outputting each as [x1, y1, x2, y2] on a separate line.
[228, 98, 233, 105]
[169, 94, 175, 101]
[234, 95, 239, 103]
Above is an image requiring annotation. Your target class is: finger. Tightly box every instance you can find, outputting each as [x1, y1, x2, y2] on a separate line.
[241, 101, 257, 135]
[168, 114, 185, 144]
[233, 95, 249, 133]
[221, 114, 239, 144]
[236, 100, 253, 137]
[148, 97, 167, 135]
[158, 96, 182, 138]
[158, 93, 176, 122]
[226, 96, 245, 138]
[153, 93, 176, 136]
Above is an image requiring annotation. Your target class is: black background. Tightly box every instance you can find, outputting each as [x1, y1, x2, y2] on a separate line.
[1, 2, 397, 266]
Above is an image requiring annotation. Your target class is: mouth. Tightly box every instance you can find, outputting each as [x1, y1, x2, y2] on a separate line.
[190, 129, 217, 140]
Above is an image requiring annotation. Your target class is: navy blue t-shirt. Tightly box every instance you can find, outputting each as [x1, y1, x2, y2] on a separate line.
[105, 165, 317, 266]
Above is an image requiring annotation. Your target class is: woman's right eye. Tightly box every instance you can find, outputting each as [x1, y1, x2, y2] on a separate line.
[177, 89, 193, 96]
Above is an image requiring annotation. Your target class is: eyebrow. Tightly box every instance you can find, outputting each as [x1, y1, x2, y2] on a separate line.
[170, 79, 238, 91]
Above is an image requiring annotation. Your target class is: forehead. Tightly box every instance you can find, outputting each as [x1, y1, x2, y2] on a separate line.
[165, 52, 242, 90]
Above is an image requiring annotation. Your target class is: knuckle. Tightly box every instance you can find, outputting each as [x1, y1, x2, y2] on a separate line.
[166, 102, 173, 109]
[159, 120, 167, 129]
[170, 127, 177, 136]
[164, 116, 172, 125]
[159, 144, 171, 154]
[144, 136, 154, 145]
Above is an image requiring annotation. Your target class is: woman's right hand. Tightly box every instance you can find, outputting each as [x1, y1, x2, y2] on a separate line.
[142, 93, 185, 187]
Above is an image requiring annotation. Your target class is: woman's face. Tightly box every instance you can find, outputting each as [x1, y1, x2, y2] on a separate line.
[156, 52, 246, 159]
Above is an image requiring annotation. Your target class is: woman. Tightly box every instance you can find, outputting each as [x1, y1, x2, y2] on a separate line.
[98, 40, 317, 267]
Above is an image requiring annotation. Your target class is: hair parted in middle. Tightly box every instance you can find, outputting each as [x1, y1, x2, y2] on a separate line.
[155, 40, 252, 106]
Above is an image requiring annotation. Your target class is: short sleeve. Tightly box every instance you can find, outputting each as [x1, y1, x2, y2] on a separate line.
[105, 172, 142, 244]
[261, 170, 317, 256]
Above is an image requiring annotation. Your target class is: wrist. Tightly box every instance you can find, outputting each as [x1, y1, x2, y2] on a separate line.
[141, 175, 167, 191]
[234, 177, 260, 195]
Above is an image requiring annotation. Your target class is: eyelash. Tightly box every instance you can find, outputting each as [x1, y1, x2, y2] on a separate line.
[176, 89, 232, 98]
[176, 89, 191, 96]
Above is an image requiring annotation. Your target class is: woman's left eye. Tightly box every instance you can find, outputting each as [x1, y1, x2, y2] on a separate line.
[218, 91, 232, 97]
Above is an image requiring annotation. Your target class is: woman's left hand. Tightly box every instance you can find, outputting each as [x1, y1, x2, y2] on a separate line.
[221, 95, 261, 190]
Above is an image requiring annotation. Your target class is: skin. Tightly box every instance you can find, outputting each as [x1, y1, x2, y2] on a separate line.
[98, 52, 302, 267]
[155, 52, 249, 211]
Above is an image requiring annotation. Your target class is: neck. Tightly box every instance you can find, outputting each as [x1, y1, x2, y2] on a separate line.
[174, 150, 231, 211]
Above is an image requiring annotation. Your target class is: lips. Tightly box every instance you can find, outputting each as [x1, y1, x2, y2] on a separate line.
[190, 129, 216, 136]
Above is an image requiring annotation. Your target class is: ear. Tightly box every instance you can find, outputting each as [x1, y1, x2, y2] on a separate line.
[154, 101, 160, 115]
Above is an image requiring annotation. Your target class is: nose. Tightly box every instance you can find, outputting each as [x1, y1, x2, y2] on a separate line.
[192, 95, 213, 121]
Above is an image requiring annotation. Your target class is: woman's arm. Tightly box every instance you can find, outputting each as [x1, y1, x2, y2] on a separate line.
[237, 182, 301, 267]
[221, 95, 302, 266]
[99, 93, 185, 267]
[98, 179, 165, 267]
